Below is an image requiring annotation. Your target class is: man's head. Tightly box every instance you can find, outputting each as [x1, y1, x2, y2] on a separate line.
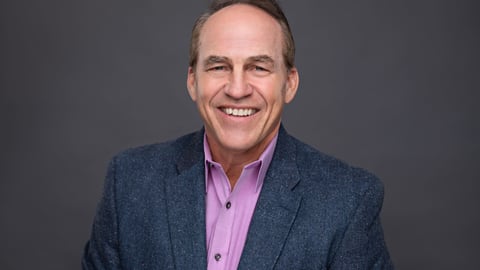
[186, 1, 299, 160]
[189, 0, 296, 71]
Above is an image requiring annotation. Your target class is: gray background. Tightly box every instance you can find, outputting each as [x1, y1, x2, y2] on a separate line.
[1, 0, 478, 269]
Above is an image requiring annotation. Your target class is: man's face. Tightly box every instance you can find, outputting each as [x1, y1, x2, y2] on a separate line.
[187, 4, 299, 158]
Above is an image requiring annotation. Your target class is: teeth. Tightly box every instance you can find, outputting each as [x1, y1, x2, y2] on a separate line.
[223, 108, 256, 117]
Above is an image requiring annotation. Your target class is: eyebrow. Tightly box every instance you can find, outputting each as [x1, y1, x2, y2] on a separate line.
[203, 55, 231, 67]
[247, 55, 275, 65]
[202, 54, 276, 68]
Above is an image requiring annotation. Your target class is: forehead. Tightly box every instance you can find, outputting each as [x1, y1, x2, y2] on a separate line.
[198, 4, 284, 60]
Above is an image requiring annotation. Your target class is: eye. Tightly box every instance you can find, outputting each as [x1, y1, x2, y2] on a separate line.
[208, 65, 229, 72]
[249, 65, 270, 76]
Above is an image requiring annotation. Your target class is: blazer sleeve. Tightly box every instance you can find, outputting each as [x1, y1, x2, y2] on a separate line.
[82, 158, 122, 270]
[329, 179, 394, 270]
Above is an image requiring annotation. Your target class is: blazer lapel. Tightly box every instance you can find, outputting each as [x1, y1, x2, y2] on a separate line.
[165, 131, 207, 270]
[239, 127, 303, 270]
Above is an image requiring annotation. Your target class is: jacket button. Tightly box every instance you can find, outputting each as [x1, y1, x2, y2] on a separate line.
[214, 253, 221, 261]
[226, 201, 231, 209]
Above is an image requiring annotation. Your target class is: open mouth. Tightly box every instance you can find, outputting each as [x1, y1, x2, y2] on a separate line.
[221, 107, 257, 117]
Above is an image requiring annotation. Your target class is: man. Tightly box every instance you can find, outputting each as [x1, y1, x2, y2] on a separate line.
[82, 0, 393, 269]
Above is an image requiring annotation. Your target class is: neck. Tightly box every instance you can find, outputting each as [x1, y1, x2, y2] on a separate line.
[207, 131, 278, 190]
[210, 146, 262, 190]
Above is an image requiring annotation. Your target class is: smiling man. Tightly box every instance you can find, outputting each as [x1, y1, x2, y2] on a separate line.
[82, 1, 393, 269]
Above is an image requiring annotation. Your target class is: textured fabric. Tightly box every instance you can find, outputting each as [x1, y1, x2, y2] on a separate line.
[82, 126, 394, 269]
[204, 133, 277, 270]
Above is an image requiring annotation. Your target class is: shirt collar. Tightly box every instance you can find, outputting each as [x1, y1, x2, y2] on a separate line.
[203, 132, 278, 193]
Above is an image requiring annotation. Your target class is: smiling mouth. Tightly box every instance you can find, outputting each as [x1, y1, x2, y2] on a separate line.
[221, 107, 257, 117]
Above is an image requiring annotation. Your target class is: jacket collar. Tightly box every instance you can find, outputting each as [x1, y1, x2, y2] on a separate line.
[167, 126, 302, 269]
[238, 125, 303, 269]
[166, 129, 207, 270]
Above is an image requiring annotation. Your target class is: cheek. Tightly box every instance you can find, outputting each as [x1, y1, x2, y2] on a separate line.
[259, 82, 288, 104]
[199, 79, 227, 100]
[193, 79, 209, 100]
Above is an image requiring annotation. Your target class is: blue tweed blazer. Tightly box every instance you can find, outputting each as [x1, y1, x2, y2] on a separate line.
[82, 127, 393, 269]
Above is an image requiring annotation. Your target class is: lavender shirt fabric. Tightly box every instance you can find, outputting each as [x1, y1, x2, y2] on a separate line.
[204, 134, 278, 270]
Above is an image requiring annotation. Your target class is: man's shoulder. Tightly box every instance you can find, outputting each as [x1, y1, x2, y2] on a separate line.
[111, 130, 203, 170]
[285, 133, 382, 193]
[281, 134, 385, 221]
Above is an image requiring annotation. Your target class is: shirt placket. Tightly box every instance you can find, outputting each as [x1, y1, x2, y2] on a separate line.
[208, 199, 235, 269]
[208, 164, 235, 270]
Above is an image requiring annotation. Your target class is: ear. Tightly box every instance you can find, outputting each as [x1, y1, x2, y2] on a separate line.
[186, 66, 197, 101]
[284, 67, 299, 104]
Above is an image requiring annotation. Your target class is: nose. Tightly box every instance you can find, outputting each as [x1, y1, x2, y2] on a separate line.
[224, 70, 253, 99]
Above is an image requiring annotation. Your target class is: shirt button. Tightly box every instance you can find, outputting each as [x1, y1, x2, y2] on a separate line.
[214, 253, 221, 261]
[226, 201, 231, 209]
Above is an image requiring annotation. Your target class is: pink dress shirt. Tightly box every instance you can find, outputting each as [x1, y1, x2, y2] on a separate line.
[204, 133, 278, 270]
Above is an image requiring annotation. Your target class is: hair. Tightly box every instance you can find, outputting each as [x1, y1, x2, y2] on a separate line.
[189, 0, 295, 70]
